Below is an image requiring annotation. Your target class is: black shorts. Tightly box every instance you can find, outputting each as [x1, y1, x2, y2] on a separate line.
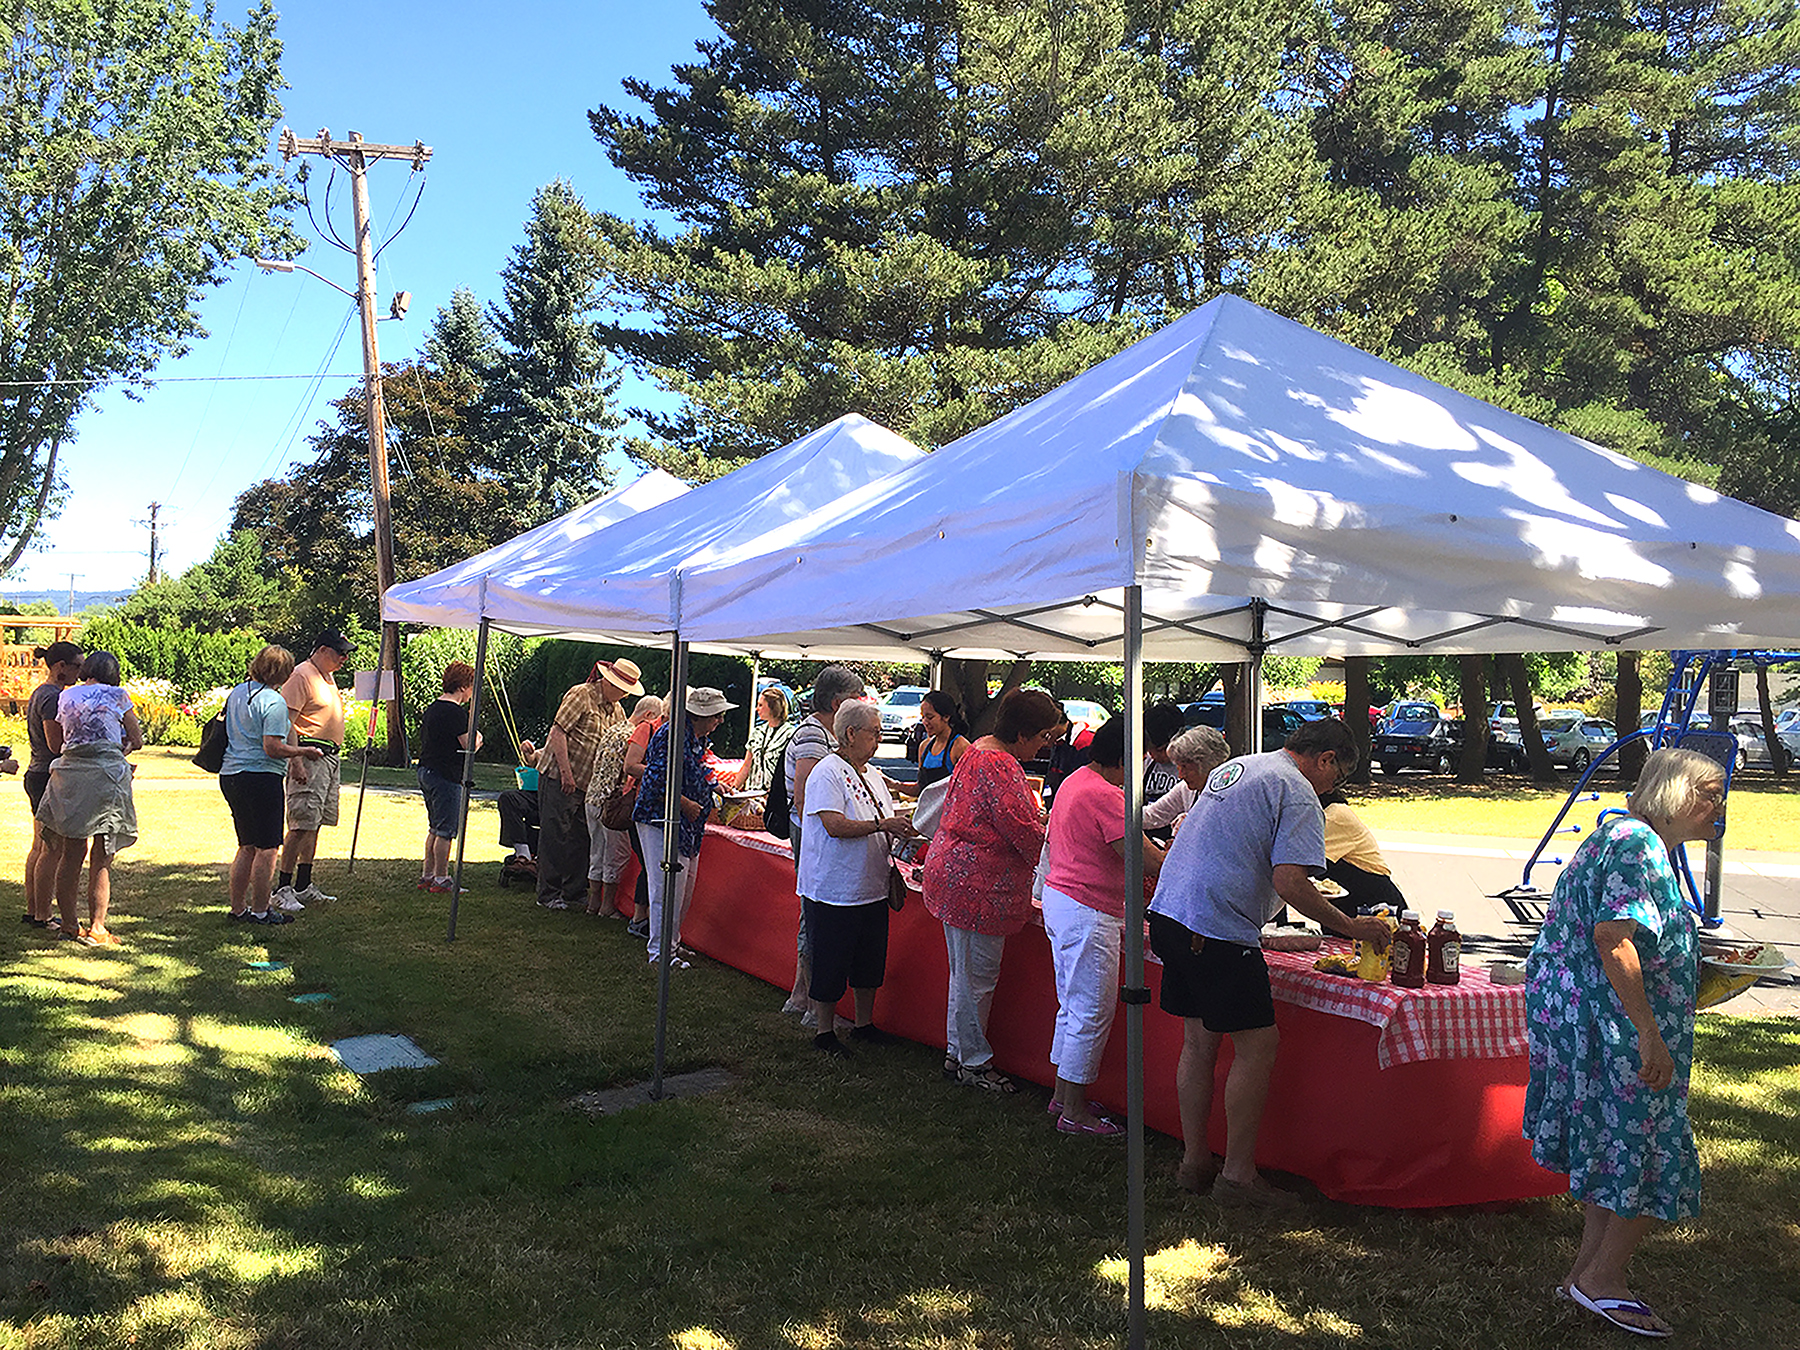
[804, 896, 889, 1002]
[1148, 912, 1275, 1033]
[23, 767, 49, 813]
[220, 771, 286, 850]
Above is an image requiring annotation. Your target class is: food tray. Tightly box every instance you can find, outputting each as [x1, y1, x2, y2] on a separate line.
[1696, 944, 1789, 1011]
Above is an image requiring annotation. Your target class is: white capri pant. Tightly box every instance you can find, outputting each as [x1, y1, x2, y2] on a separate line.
[942, 924, 1007, 1070]
[584, 793, 634, 883]
[635, 821, 700, 964]
[1041, 884, 1123, 1086]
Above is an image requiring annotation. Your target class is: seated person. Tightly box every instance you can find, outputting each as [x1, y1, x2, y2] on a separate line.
[497, 738, 541, 878]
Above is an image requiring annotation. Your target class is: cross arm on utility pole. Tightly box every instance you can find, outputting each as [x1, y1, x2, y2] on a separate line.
[278, 127, 432, 170]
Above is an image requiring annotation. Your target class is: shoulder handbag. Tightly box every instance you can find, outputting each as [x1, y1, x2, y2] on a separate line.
[192, 682, 245, 774]
[846, 761, 908, 911]
[600, 780, 636, 831]
[763, 764, 791, 839]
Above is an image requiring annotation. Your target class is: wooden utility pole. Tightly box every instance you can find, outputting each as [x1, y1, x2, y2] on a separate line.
[276, 127, 431, 764]
[145, 502, 161, 584]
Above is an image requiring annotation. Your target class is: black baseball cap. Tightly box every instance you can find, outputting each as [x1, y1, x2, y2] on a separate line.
[315, 631, 353, 656]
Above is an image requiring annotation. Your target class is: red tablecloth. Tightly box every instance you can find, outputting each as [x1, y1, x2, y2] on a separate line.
[618, 824, 1567, 1208]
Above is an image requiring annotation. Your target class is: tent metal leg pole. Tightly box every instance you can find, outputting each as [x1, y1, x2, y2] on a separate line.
[1122, 585, 1148, 1350]
[1247, 597, 1268, 747]
[929, 650, 944, 689]
[445, 617, 490, 943]
[748, 651, 761, 743]
[347, 682, 385, 872]
[652, 633, 690, 1102]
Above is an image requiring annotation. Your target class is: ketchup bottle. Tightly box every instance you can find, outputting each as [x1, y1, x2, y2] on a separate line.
[1427, 910, 1461, 985]
[1390, 910, 1427, 988]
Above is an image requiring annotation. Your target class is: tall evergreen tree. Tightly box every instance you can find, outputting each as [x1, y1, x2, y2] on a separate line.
[587, 0, 1148, 465]
[482, 181, 622, 519]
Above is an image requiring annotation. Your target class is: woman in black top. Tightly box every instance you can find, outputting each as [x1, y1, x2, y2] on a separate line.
[417, 662, 482, 892]
[913, 690, 970, 792]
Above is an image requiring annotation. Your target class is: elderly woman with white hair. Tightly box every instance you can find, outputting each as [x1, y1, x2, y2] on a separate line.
[797, 699, 917, 1056]
[1142, 725, 1232, 835]
[1524, 748, 1722, 1338]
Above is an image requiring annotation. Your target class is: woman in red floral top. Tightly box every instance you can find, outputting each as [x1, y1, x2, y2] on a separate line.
[921, 690, 1065, 1092]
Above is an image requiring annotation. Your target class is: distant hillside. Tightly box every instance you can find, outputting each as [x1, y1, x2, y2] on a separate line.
[0, 589, 130, 616]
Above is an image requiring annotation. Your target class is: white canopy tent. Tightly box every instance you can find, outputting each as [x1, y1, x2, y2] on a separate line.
[383, 413, 925, 645]
[384, 468, 690, 629]
[655, 294, 1800, 1349]
[674, 295, 1800, 661]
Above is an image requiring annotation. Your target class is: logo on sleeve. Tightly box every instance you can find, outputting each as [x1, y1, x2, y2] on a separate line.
[1206, 761, 1244, 793]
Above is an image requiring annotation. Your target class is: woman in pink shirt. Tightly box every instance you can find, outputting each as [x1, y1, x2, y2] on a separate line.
[920, 690, 1063, 1093]
[1041, 716, 1168, 1134]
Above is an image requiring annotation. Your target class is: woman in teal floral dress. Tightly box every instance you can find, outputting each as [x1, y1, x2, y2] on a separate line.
[1524, 747, 1723, 1338]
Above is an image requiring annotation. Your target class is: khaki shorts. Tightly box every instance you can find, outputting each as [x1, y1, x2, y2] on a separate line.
[285, 752, 341, 830]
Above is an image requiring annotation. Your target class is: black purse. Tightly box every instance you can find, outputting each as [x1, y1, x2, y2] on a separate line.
[192, 683, 243, 774]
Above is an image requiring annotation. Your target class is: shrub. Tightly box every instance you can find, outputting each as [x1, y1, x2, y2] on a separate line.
[80, 616, 266, 698]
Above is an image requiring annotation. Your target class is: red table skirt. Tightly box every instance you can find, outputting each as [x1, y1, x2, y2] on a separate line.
[616, 828, 1566, 1208]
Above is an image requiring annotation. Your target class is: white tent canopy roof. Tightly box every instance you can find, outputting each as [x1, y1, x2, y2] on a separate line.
[674, 296, 1800, 660]
[384, 468, 690, 629]
[385, 414, 925, 644]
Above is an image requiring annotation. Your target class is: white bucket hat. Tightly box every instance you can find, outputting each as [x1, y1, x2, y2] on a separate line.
[685, 687, 737, 718]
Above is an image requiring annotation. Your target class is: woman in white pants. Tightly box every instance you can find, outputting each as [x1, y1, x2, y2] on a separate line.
[632, 688, 732, 969]
[1040, 716, 1172, 1134]
[919, 690, 1063, 1091]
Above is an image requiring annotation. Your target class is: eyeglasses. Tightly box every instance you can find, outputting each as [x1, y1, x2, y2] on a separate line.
[1697, 786, 1726, 805]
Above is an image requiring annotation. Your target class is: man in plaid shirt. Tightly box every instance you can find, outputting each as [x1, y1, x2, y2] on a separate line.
[536, 658, 641, 909]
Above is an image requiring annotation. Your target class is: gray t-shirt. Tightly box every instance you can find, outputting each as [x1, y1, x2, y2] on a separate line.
[1148, 750, 1325, 945]
[784, 714, 836, 842]
[26, 681, 61, 772]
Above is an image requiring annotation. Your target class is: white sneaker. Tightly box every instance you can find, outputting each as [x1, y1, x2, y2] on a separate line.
[295, 884, 336, 905]
[272, 886, 305, 912]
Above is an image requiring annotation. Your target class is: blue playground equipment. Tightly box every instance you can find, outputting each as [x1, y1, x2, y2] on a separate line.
[1499, 649, 1800, 924]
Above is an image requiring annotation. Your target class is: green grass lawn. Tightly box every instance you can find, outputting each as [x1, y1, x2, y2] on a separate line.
[1343, 770, 1800, 848]
[2, 774, 1797, 1348]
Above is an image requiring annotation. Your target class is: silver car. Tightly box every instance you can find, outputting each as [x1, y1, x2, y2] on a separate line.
[878, 686, 929, 735]
[1540, 715, 1617, 771]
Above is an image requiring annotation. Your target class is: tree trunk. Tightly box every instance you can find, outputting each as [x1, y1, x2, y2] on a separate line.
[1501, 652, 1556, 783]
[1618, 651, 1647, 781]
[940, 656, 1031, 736]
[1457, 654, 1490, 784]
[1756, 663, 1789, 776]
[1345, 655, 1373, 785]
[1220, 665, 1247, 755]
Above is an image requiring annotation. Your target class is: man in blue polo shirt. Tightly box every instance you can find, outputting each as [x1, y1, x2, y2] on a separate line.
[1149, 717, 1391, 1207]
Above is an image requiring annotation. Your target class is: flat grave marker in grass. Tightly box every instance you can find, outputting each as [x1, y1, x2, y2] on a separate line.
[330, 1033, 439, 1073]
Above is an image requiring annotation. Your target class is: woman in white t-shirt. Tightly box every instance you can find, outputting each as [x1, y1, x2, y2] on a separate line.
[37, 651, 143, 946]
[797, 700, 917, 1056]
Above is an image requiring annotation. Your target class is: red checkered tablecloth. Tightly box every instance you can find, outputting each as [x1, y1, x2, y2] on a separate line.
[1261, 940, 1528, 1069]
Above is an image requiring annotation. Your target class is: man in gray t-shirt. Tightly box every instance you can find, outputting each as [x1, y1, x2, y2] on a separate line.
[1147, 718, 1389, 1207]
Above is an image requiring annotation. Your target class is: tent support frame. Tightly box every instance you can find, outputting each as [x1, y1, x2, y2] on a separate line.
[652, 632, 691, 1101]
[445, 614, 491, 941]
[1122, 585, 1148, 1350]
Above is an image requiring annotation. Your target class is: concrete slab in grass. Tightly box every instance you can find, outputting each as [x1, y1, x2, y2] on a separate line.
[570, 1068, 736, 1115]
[331, 1034, 438, 1074]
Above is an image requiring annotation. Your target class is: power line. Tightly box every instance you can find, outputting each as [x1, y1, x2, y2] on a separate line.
[0, 371, 370, 388]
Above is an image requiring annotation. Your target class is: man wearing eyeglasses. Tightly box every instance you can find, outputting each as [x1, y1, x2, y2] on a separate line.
[1147, 717, 1392, 1208]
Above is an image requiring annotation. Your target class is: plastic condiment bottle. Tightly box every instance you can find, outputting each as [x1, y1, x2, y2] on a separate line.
[1427, 910, 1461, 985]
[1356, 905, 1394, 982]
[1391, 910, 1428, 988]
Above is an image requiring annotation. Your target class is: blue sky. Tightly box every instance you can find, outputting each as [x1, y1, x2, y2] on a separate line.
[8, 0, 716, 594]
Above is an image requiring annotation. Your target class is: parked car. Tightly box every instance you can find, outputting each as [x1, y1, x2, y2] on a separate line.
[877, 685, 929, 735]
[1183, 701, 1306, 751]
[1372, 702, 1453, 774]
[1276, 698, 1336, 721]
[1539, 714, 1618, 770]
[1726, 715, 1800, 768]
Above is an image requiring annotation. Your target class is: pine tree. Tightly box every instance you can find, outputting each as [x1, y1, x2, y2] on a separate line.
[482, 182, 622, 520]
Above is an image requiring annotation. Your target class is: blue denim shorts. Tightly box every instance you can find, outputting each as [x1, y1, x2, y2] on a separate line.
[417, 766, 463, 840]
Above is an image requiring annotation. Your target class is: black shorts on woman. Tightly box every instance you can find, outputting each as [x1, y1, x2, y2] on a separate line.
[220, 771, 285, 850]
